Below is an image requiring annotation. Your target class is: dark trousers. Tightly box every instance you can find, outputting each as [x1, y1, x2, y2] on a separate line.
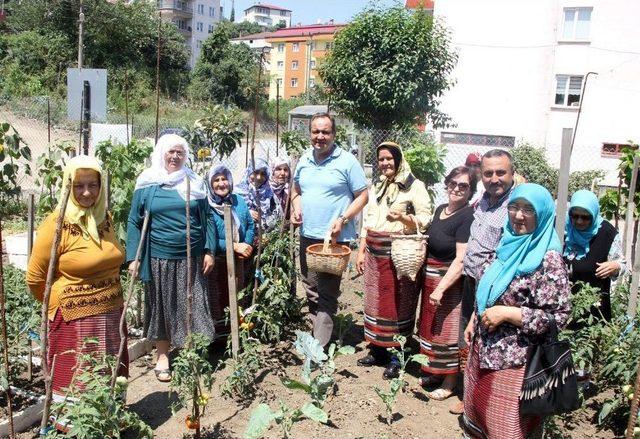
[457, 275, 477, 393]
[299, 235, 344, 347]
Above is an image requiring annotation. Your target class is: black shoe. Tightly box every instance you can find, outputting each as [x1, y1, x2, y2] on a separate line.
[358, 353, 384, 367]
[383, 363, 400, 380]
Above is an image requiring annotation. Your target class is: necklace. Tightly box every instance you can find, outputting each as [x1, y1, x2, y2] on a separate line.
[444, 204, 466, 216]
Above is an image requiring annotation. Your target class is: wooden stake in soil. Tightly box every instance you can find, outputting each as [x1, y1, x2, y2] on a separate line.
[39, 177, 72, 435]
[625, 355, 640, 439]
[251, 194, 263, 306]
[124, 69, 130, 146]
[185, 178, 193, 338]
[0, 218, 16, 438]
[624, 156, 639, 263]
[154, 12, 162, 144]
[110, 212, 150, 390]
[27, 194, 35, 382]
[223, 205, 240, 359]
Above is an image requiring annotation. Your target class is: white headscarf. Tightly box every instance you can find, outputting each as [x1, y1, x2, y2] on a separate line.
[135, 134, 207, 200]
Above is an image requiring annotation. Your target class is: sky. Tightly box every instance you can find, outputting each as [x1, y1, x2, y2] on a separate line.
[221, 0, 402, 26]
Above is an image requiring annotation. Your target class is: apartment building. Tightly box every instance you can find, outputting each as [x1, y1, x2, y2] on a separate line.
[243, 3, 292, 28]
[265, 23, 343, 100]
[427, 0, 640, 181]
[157, 0, 222, 67]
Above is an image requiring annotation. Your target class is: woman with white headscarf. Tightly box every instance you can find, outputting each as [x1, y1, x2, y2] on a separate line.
[126, 134, 216, 382]
[205, 164, 255, 342]
[269, 157, 291, 215]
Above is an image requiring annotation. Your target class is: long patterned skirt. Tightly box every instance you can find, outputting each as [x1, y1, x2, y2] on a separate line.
[48, 308, 128, 398]
[418, 258, 462, 375]
[207, 255, 245, 342]
[144, 255, 216, 347]
[463, 341, 541, 439]
[363, 231, 421, 348]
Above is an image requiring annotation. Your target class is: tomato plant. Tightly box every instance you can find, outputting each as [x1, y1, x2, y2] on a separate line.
[0, 122, 31, 202]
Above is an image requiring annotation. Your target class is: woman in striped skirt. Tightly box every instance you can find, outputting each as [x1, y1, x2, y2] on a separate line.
[355, 142, 432, 379]
[462, 184, 571, 438]
[418, 166, 475, 400]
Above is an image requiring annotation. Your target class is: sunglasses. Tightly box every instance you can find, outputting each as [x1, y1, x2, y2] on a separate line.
[507, 205, 536, 217]
[570, 213, 592, 222]
[447, 181, 470, 191]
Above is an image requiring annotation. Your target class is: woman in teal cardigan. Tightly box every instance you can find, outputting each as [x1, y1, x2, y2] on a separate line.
[126, 134, 217, 382]
[206, 164, 254, 341]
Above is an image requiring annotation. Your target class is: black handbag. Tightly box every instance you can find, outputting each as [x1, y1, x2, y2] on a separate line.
[520, 313, 580, 416]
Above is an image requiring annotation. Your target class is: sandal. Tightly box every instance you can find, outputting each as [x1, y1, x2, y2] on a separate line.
[426, 387, 455, 401]
[154, 368, 172, 382]
[419, 375, 444, 388]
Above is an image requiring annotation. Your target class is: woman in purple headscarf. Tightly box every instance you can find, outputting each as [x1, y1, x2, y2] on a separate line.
[235, 158, 282, 232]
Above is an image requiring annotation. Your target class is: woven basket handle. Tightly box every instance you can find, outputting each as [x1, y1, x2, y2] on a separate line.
[411, 216, 422, 236]
[322, 231, 332, 253]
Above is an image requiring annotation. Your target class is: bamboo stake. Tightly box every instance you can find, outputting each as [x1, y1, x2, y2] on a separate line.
[110, 212, 150, 390]
[27, 194, 35, 382]
[251, 193, 263, 306]
[0, 218, 16, 438]
[39, 177, 72, 435]
[625, 356, 640, 439]
[223, 206, 240, 360]
[154, 12, 162, 144]
[185, 178, 193, 338]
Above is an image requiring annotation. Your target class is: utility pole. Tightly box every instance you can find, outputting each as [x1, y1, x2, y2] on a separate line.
[77, 0, 85, 69]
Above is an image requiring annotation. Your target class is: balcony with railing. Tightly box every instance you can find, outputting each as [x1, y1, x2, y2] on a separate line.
[157, 0, 193, 16]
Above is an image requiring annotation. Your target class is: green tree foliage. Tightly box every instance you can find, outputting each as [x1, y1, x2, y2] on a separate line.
[189, 21, 262, 108]
[2, 0, 189, 98]
[319, 5, 457, 129]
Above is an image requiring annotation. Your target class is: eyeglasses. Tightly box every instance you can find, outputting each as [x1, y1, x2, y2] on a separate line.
[507, 205, 536, 217]
[166, 150, 186, 158]
[447, 181, 470, 191]
[570, 213, 592, 222]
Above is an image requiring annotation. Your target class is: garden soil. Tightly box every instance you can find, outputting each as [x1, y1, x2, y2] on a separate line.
[16, 255, 620, 438]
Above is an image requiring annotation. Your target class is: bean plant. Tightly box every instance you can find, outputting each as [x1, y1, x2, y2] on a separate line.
[0, 122, 31, 202]
[373, 335, 429, 425]
[46, 340, 152, 438]
[34, 141, 74, 214]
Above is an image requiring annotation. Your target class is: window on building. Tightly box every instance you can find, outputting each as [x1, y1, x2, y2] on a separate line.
[555, 75, 584, 106]
[601, 143, 634, 158]
[278, 43, 285, 53]
[208, 24, 214, 33]
[197, 4, 204, 14]
[281, 10, 287, 16]
[196, 22, 203, 32]
[310, 60, 316, 69]
[562, 8, 592, 40]
[291, 78, 298, 87]
[440, 132, 515, 148]
[209, 6, 215, 17]
[309, 42, 316, 50]
[277, 60, 284, 69]
[292, 60, 298, 70]
[292, 42, 299, 52]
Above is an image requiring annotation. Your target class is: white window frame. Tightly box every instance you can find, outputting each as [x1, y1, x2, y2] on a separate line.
[278, 43, 285, 53]
[209, 6, 215, 17]
[291, 78, 298, 87]
[561, 7, 592, 41]
[291, 60, 299, 70]
[554, 74, 584, 107]
[208, 24, 214, 33]
[309, 77, 315, 87]
[292, 42, 299, 52]
[196, 22, 203, 32]
[277, 60, 284, 69]
[197, 4, 204, 15]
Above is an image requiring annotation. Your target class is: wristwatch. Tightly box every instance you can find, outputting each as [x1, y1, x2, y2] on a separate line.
[338, 215, 349, 225]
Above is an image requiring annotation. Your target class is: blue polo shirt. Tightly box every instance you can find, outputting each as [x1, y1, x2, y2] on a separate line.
[294, 146, 367, 242]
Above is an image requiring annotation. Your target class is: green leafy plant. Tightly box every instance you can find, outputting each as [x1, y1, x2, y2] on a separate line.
[169, 333, 215, 430]
[46, 341, 152, 438]
[373, 335, 429, 425]
[186, 104, 245, 162]
[334, 312, 355, 347]
[95, 138, 153, 242]
[0, 122, 31, 201]
[34, 140, 75, 215]
[220, 329, 263, 401]
[245, 400, 327, 439]
[280, 130, 309, 158]
[403, 131, 447, 201]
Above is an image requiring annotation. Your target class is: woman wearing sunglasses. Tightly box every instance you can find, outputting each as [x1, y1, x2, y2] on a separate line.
[417, 166, 475, 400]
[564, 190, 626, 321]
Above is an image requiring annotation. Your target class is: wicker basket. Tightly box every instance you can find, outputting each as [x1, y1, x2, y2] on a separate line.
[391, 219, 427, 281]
[306, 236, 351, 276]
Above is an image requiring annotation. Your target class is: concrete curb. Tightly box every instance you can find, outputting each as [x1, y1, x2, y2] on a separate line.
[0, 337, 154, 435]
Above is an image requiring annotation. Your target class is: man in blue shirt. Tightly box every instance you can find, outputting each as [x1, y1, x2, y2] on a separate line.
[291, 113, 369, 347]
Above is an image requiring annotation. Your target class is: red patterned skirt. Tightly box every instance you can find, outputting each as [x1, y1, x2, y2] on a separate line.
[48, 308, 128, 397]
[207, 255, 245, 342]
[418, 258, 462, 375]
[463, 340, 541, 439]
[363, 230, 421, 348]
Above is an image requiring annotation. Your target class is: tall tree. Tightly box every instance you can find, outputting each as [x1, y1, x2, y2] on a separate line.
[319, 5, 457, 129]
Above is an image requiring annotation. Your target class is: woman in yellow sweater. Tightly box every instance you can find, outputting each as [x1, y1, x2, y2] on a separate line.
[27, 156, 127, 400]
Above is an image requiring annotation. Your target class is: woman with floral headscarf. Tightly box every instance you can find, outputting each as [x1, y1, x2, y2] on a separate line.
[126, 134, 216, 382]
[236, 158, 282, 232]
[27, 156, 128, 400]
[462, 183, 571, 439]
[205, 164, 255, 342]
[563, 189, 626, 321]
[269, 157, 291, 215]
[355, 141, 432, 379]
